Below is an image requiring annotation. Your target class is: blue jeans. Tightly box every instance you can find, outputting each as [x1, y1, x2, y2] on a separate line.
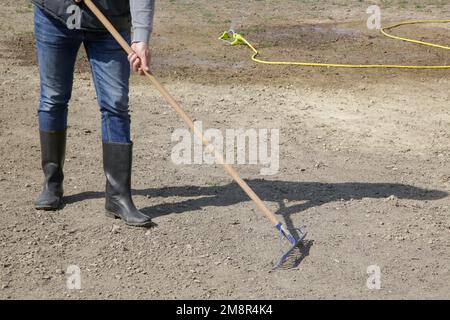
[34, 6, 131, 143]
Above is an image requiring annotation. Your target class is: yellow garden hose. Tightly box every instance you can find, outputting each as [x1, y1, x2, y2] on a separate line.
[220, 20, 450, 69]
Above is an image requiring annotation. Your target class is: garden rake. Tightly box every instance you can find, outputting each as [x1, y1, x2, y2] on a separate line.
[83, 0, 306, 269]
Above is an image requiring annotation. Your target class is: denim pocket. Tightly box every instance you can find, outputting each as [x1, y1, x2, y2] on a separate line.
[34, 5, 74, 43]
[33, 5, 49, 25]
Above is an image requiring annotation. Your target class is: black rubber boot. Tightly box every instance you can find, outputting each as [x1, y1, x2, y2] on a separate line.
[103, 141, 152, 227]
[35, 130, 66, 210]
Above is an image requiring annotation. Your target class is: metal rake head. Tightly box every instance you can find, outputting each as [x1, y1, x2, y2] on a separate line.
[274, 225, 307, 270]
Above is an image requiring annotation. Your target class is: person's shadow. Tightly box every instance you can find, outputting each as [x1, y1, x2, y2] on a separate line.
[64, 179, 447, 267]
[65, 179, 448, 228]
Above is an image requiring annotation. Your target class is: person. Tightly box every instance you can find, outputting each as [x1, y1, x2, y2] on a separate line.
[31, 0, 155, 227]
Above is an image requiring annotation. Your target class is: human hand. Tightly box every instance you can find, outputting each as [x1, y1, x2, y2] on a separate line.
[128, 42, 151, 75]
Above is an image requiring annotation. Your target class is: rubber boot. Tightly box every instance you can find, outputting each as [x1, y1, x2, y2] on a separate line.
[35, 130, 66, 210]
[103, 141, 152, 227]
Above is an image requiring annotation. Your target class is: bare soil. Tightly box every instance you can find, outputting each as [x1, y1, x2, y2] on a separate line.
[0, 0, 449, 299]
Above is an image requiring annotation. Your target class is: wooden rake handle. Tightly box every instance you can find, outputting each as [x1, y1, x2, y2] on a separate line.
[83, 0, 281, 227]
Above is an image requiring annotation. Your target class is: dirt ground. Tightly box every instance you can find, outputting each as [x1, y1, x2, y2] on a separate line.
[1, 0, 449, 299]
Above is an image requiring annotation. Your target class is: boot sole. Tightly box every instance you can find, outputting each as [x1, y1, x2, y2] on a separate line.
[35, 201, 63, 211]
[35, 206, 59, 211]
[105, 210, 154, 228]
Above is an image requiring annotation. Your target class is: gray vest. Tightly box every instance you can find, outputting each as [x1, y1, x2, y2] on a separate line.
[31, 0, 131, 32]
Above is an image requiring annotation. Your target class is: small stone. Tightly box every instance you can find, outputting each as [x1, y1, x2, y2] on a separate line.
[385, 195, 399, 206]
[386, 195, 398, 201]
[111, 225, 120, 234]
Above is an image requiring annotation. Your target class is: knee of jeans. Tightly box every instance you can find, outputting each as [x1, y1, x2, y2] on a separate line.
[99, 93, 129, 116]
[39, 99, 69, 113]
[39, 89, 72, 111]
